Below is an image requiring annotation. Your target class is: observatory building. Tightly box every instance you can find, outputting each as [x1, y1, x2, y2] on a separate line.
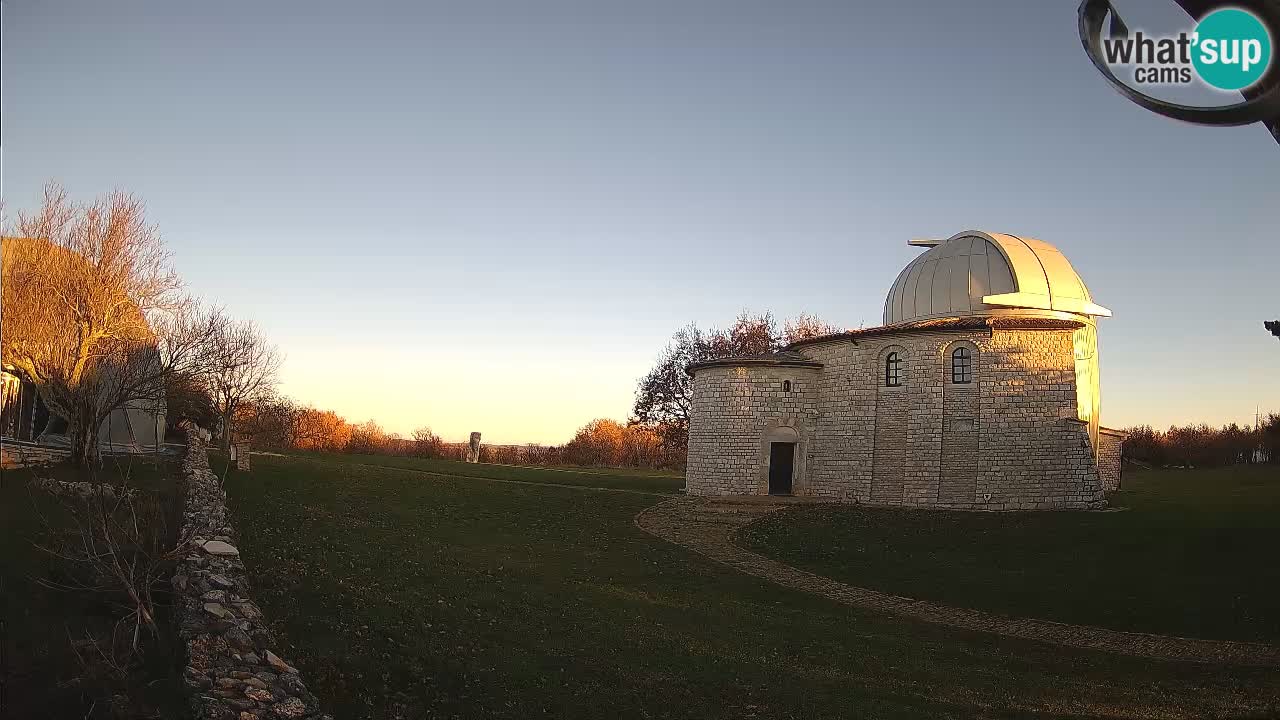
[685, 230, 1125, 510]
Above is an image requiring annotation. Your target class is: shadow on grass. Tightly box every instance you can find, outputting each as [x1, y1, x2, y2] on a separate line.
[1, 456, 187, 720]
[221, 454, 1280, 719]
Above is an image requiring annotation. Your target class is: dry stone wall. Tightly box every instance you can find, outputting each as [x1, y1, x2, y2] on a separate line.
[687, 327, 1107, 509]
[174, 428, 331, 720]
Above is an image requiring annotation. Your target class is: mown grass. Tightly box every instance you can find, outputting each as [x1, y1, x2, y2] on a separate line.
[225, 453, 1280, 719]
[284, 450, 686, 494]
[744, 465, 1280, 644]
[0, 456, 186, 720]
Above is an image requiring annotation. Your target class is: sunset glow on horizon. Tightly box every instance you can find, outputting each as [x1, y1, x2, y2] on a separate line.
[4, 0, 1276, 446]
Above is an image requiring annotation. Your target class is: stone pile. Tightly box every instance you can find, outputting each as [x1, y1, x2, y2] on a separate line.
[173, 428, 331, 720]
[29, 478, 136, 500]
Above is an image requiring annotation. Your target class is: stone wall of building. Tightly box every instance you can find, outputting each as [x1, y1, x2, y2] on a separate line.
[1098, 427, 1126, 492]
[174, 429, 332, 720]
[686, 326, 1107, 510]
[974, 329, 1103, 509]
[686, 365, 820, 495]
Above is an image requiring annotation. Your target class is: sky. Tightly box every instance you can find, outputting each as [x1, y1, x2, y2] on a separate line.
[2, 0, 1276, 445]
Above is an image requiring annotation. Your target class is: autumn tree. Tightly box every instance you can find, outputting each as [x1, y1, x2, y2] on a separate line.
[347, 419, 389, 454]
[289, 406, 353, 451]
[2, 184, 216, 467]
[619, 423, 665, 467]
[632, 311, 836, 452]
[783, 312, 842, 344]
[563, 418, 628, 466]
[411, 426, 446, 458]
[202, 317, 282, 449]
[230, 396, 300, 449]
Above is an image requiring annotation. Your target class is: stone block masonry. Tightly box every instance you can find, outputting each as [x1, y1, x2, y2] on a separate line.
[1098, 427, 1126, 491]
[687, 326, 1108, 510]
[0, 440, 72, 468]
[174, 427, 332, 720]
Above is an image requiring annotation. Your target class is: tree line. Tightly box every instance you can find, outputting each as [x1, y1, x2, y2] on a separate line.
[1122, 416, 1279, 468]
[223, 397, 688, 469]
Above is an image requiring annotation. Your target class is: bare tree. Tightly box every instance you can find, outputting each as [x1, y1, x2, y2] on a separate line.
[165, 368, 220, 431]
[287, 404, 353, 451]
[783, 312, 843, 344]
[633, 311, 835, 450]
[31, 456, 193, 683]
[2, 183, 217, 467]
[232, 395, 301, 449]
[631, 323, 706, 447]
[202, 317, 282, 450]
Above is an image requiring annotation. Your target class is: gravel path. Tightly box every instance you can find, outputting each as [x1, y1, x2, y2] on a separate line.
[634, 496, 1280, 667]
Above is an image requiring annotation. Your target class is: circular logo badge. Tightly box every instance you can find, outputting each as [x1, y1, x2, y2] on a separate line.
[1192, 8, 1273, 91]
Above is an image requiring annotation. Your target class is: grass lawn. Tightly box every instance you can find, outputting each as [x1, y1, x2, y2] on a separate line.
[284, 450, 686, 494]
[225, 453, 1279, 719]
[744, 465, 1280, 645]
[0, 456, 186, 719]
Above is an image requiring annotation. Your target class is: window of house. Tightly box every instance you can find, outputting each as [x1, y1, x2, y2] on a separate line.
[885, 352, 901, 387]
[952, 347, 973, 384]
[782, 380, 792, 393]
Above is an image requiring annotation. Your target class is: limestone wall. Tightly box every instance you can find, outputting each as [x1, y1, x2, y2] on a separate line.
[173, 429, 332, 720]
[686, 327, 1107, 509]
[0, 440, 71, 468]
[1098, 428, 1126, 492]
[686, 365, 820, 495]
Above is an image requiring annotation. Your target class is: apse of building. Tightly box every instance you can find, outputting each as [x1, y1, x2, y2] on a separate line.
[684, 230, 1125, 510]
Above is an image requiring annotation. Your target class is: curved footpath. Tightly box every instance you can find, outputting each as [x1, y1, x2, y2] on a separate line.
[634, 496, 1280, 667]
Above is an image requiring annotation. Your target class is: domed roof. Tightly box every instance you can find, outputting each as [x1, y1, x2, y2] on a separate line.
[882, 230, 1110, 326]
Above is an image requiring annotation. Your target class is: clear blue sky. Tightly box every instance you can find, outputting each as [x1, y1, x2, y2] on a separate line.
[3, 0, 1276, 444]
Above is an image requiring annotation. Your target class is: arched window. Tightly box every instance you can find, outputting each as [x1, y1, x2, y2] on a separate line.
[885, 352, 902, 387]
[782, 380, 792, 393]
[951, 347, 973, 384]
